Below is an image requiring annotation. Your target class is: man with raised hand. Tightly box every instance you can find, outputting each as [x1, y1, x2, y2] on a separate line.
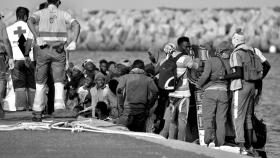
[26, 0, 80, 121]
[7, 7, 35, 111]
[0, 13, 14, 118]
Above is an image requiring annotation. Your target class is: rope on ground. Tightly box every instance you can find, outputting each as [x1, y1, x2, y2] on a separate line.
[0, 122, 51, 131]
[0, 119, 164, 139]
[51, 121, 165, 139]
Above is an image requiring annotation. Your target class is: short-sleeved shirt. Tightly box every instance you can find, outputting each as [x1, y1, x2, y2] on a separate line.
[0, 20, 8, 53]
[169, 51, 195, 98]
[30, 4, 75, 42]
[7, 21, 34, 60]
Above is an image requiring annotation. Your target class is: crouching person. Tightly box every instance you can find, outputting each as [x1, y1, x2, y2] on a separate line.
[116, 60, 158, 132]
[196, 41, 232, 146]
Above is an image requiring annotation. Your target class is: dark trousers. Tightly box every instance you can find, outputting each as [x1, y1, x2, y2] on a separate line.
[154, 88, 169, 133]
[46, 67, 55, 115]
[0, 55, 7, 112]
[118, 109, 148, 132]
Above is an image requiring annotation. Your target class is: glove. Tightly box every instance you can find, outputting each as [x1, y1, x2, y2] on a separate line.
[36, 37, 46, 46]
[25, 57, 31, 68]
[65, 41, 76, 51]
[8, 58, 14, 70]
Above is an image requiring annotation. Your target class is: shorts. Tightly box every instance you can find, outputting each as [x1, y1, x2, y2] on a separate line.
[11, 60, 35, 89]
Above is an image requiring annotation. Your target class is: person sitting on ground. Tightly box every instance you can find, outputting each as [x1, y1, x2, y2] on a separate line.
[99, 59, 108, 76]
[82, 59, 97, 79]
[107, 79, 119, 119]
[82, 72, 110, 117]
[107, 61, 117, 80]
[95, 101, 111, 121]
[77, 76, 93, 111]
[116, 59, 158, 132]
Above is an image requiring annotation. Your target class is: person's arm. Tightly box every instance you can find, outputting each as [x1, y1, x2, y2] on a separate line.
[196, 60, 212, 89]
[221, 66, 243, 80]
[147, 79, 159, 110]
[64, 12, 80, 45]
[2, 23, 14, 69]
[262, 61, 271, 79]
[116, 76, 126, 109]
[27, 17, 39, 40]
[70, 20, 80, 43]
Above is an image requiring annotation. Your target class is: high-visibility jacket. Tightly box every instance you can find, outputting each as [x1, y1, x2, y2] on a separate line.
[7, 21, 34, 61]
[30, 4, 75, 43]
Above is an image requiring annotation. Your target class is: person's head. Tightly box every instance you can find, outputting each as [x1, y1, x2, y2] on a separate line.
[83, 61, 96, 76]
[232, 28, 245, 48]
[95, 101, 109, 119]
[94, 72, 106, 88]
[215, 41, 233, 59]
[39, 2, 48, 10]
[68, 62, 74, 70]
[47, 0, 61, 7]
[84, 76, 94, 88]
[163, 43, 176, 56]
[132, 59, 145, 70]
[99, 59, 108, 73]
[115, 63, 130, 76]
[177, 36, 191, 53]
[72, 65, 82, 77]
[108, 61, 116, 72]
[16, 7, 29, 22]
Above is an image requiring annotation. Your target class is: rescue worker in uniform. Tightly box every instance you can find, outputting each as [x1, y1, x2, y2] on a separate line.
[0, 13, 14, 118]
[7, 7, 35, 111]
[219, 29, 257, 155]
[26, 0, 80, 121]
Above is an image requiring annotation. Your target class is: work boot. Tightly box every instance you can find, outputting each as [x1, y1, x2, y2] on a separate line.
[32, 111, 42, 122]
[0, 101, 4, 119]
[0, 108, 4, 119]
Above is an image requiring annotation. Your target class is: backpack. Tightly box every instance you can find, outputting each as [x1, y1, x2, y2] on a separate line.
[158, 53, 184, 91]
[239, 48, 263, 81]
[252, 113, 267, 149]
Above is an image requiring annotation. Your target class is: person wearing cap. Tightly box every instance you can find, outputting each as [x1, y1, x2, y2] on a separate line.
[26, 0, 81, 121]
[6, 7, 35, 111]
[196, 41, 233, 146]
[218, 29, 257, 154]
[88, 72, 110, 117]
[0, 13, 14, 118]
[116, 59, 158, 132]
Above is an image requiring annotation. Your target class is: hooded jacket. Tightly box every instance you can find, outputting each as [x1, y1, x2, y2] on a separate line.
[117, 68, 158, 114]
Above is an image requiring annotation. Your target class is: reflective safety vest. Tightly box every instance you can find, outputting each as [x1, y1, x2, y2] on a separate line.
[7, 21, 34, 60]
[30, 4, 75, 43]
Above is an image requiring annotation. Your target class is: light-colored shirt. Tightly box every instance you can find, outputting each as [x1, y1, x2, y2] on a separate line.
[90, 85, 110, 116]
[169, 51, 196, 98]
[30, 4, 75, 42]
[6, 21, 34, 61]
